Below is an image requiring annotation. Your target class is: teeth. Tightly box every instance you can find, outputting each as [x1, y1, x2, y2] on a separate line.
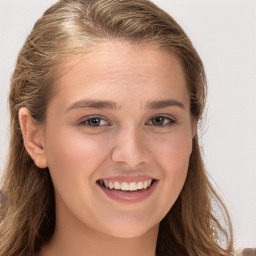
[103, 180, 109, 188]
[129, 182, 137, 191]
[99, 179, 153, 191]
[113, 181, 121, 190]
[137, 181, 143, 189]
[109, 181, 114, 189]
[121, 182, 129, 191]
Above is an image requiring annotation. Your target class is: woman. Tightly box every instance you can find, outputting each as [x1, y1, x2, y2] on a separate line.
[0, 0, 234, 255]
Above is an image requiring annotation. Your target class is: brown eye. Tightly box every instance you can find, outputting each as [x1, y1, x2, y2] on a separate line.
[88, 118, 101, 126]
[80, 117, 109, 127]
[151, 116, 165, 125]
[148, 116, 175, 126]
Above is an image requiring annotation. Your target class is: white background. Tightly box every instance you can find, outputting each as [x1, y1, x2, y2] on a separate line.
[0, 0, 255, 250]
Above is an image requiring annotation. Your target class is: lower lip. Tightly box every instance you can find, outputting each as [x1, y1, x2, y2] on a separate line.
[97, 181, 158, 202]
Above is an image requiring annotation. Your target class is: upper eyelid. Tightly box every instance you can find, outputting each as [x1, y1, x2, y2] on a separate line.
[78, 114, 108, 121]
[148, 114, 176, 121]
[147, 116, 176, 125]
[78, 115, 110, 125]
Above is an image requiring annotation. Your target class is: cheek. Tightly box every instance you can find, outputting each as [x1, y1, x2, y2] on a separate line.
[152, 128, 193, 167]
[150, 130, 192, 206]
[44, 130, 109, 184]
[160, 136, 191, 184]
[165, 135, 192, 163]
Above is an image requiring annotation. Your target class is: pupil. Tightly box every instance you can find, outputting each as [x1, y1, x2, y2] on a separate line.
[89, 118, 100, 126]
[153, 117, 164, 125]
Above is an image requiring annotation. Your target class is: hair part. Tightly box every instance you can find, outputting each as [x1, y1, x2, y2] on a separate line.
[0, 0, 233, 255]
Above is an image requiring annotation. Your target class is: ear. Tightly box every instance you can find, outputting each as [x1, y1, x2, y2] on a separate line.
[18, 107, 48, 169]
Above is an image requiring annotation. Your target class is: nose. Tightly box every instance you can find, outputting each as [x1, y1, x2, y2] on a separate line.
[110, 126, 150, 169]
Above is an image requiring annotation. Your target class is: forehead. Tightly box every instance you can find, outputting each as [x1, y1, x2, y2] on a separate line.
[51, 40, 189, 108]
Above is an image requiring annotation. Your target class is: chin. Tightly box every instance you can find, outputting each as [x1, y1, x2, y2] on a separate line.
[101, 223, 158, 239]
[106, 231, 146, 239]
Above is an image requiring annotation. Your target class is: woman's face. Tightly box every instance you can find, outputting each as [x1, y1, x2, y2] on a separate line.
[42, 41, 195, 238]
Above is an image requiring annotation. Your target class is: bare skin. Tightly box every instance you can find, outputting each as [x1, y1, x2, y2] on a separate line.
[20, 40, 195, 256]
[39, 217, 158, 256]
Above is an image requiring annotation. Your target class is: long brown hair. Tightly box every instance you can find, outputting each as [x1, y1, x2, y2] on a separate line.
[0, 0, 234, 255]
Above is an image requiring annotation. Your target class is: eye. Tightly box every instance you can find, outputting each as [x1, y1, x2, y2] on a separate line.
[79, 117, 109, 127]
[147, 116, 175, 126]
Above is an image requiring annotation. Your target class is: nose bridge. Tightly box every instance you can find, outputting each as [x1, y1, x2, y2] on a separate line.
[110, 124, 149, 168]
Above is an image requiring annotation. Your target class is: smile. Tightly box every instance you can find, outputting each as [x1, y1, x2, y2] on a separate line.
[97, 177, 158, 202]
[98, 179, 153, 191]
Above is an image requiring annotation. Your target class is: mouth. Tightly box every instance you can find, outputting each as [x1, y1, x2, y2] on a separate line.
[96, 176, 158, 202]
[97, 179, 156, 192]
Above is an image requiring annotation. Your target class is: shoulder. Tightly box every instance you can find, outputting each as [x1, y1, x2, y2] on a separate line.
[241, 248, 256, 256]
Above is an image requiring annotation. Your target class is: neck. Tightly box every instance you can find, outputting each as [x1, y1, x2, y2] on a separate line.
[39, 203, 159, 256]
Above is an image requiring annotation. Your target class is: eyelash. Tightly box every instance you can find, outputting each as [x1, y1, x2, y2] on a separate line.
[78, 117, 110, 127]
[146, 116, 176, 126]
[78, 115, 176, 128]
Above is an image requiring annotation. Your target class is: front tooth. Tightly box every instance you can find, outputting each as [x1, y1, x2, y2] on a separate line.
[143, 181, 148, 189]
[109, 181, 114, 189]
[129, 182, 137, 191]
[137, 181, 143, 190]
[113, 181, 121, 190]
[120, 182, 129, 191]
[103, 180, 109, 188]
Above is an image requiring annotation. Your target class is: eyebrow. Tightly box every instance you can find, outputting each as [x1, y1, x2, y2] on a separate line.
[66, 100, 117, 112]
[66, 98, 185, 113]
[146, 99, 186, 110]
